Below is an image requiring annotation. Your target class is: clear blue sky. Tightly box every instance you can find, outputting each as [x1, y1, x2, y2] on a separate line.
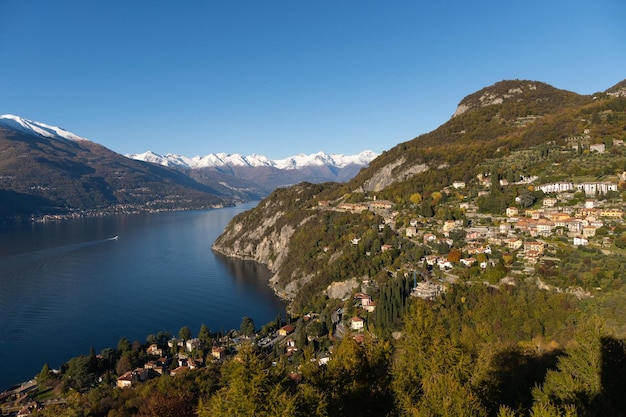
[1, 1, 625, 159]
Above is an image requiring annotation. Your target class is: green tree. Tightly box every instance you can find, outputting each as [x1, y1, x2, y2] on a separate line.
[325, 335, 394, 416]
[199, 323, 211, 346]
[117, 337, 131, 354]
[410, 192, 422, 205]
[178, 326, 192, 341]
[532, 317, 610, 414]
[64, 355, 97, 391]
[240, 316, 255, 336]
[392, 301, 487, 416]
[115, 354, 132, 376]
[36, 363, 51, 386]
[197, 343, 297, 417]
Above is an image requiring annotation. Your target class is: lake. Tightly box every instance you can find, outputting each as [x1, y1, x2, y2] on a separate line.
[0, 203, 286, 390]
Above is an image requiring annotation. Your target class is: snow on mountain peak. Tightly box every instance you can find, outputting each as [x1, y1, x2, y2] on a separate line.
[127, 150, 378, 170]
[0, 114, 89, 142]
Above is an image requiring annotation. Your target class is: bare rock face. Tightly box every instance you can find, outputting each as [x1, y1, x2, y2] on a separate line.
[452, 80, 540, 118]
[212, 183, 324, 303]
[326, 278, 360, 299]
[361, 156, 429, 192]
[212, 209, 293, 272]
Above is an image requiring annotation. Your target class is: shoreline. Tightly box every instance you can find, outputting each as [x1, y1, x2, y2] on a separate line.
[211, 245, 296, 304]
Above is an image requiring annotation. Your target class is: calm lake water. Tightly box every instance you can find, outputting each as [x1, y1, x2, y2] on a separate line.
[0, 203, 286, 390]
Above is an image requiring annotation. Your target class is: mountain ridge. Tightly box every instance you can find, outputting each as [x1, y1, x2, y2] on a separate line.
[126, 150, 377, 196]
[0, 117, 235, 223]
[127, 150, 378, 170]
[0, 114, 90, 142]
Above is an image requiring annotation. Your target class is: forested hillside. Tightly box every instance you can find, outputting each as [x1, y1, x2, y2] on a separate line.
[0, 124, 233, 223]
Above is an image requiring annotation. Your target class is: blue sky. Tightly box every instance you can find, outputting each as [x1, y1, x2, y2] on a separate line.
[1, 1, 625, 159]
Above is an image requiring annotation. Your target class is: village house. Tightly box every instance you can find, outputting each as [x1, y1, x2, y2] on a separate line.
[354, 293, 376, 312]
[350, 317, 364, 331]
[537, 182, 573, 194]
[506, 238, 523, 250]
[167, 338, 184, 349]
[573, 236, 588, 246]
[524, 241, 544, 254]
[285, 340, 298, 356]
[452, 181, 466, 189]
[116, 368, 149, 389]
[582, 226, 597, 238]
[437, 259, 453, 270]
[405, 226, 418, 238]
[589, 143, 605, 153]
[188, 358, 204, 370]
[543, 197, 558, 207]
[536, 219, 554, 236]
[425, 254, 440, 266]
[169, 366, 189, 376]
[279, 324, 295, 336]
[466, 230, 483, 240]
[524, 251, 542, 264]
[411, 281, 444, 299]
[460, 257, 477, 267]
[338, 202, 370, 213]
[363, 300, 377, 313]
[550, 213, 572, 228]
[566, 219, 583, 233]
[506, 207, 519, 217]
[369, 199, 394, 210]
[211, 346, 226, 360]
[588, 218, 604, 228]
[144, 358, 169, 375]
[146, 344, 163, 357]
[423, 233, 436, 243]
[467, 244, 491, 255]
[599, 208, 623, 218]
[576, 182, 617, 195]
[185, 338, 202, 353]
[443, 220, 457, 233]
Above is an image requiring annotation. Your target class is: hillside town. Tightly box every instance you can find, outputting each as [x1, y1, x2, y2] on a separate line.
[5, 150, 625, 415]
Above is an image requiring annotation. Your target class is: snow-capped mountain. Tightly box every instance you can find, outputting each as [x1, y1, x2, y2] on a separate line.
[127, 149, 378, 195]
[127, 150, 378, 170]
[0, 114, 89, 142]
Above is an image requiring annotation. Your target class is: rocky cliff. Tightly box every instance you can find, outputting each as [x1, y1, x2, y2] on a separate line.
[212, 183, 328, 301]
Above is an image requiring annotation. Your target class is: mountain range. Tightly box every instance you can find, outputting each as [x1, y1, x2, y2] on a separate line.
[127, 150, 377, 195]
[0, 114, 376, 223]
